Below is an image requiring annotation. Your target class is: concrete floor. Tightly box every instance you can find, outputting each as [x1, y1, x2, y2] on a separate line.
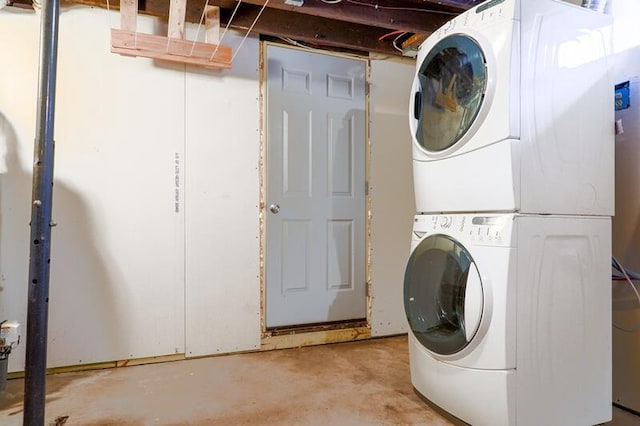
[0, 335, 639, 425]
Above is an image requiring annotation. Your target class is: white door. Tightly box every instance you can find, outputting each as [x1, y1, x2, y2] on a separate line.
[265, 44, 367, 328]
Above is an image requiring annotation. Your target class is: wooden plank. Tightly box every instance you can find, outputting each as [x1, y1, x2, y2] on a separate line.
[7, 353, 187, 378]
[115, 353, 185, 367]
[402, 32, 429, 49]
[210, 0, 455, 33]
[7, 361, 117, 379]
[260, 327, 371, 351]
[69, 0, 464, 33]
[120, 0, 138, 32]
[215, 4, 406, 56]
[67, 0, 469, 55]
[205, 5, 220, 44]
[111, 29, 232, 69]
[401, 32, 428, 56]
[168, 0, 187, 39]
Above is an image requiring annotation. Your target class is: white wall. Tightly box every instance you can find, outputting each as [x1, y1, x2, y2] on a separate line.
[369, 58, 415, 336]
[0, 6, 415, 372]
[609, 0, 640, 413]
[608, 0, 640, 298]
[183, 34, 262, 357]
[609, 0, 640, 54]
[1, 7, 187, 371]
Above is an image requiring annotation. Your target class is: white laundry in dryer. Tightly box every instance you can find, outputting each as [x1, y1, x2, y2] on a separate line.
[404, 213, 611, 426]
[409, 0, 614, 215]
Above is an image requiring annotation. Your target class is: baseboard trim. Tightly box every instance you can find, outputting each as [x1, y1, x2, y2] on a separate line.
[7, 353, 186, 379]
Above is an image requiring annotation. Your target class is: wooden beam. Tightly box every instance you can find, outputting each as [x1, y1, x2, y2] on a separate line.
[168, 0, 187, 38]
[205, 5, 220, 44]
[119, 0, 137, 31]
[69, 0, 466, 33]
[111, 29, 232, 69]
[214, 2, 406, 56]
[5, 0, 477, 12]
[211, 0, 456, 33]
[67, 0, 470, 55]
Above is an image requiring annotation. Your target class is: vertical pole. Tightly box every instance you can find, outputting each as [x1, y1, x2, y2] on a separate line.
[23, 0, 60, 422]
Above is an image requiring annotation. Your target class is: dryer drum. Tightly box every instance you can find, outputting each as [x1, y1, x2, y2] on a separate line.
[414, 35, 486, 153]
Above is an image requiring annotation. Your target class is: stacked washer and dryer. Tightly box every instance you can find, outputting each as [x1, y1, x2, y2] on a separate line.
[403, 0, 614, 425]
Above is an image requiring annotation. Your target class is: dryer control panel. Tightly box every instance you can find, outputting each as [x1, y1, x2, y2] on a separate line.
[432, 0, 516, 39]
[413, 214, 515, 247]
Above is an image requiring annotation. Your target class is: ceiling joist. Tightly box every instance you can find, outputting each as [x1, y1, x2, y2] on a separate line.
[210, 0, 459, 33]
[213, 1, 418, 56]
[24, 0, 476, 56]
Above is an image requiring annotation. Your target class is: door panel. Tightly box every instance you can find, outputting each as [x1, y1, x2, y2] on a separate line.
[329, 114, 354, 196]
[327, 219, 354, 290]
[282, 220, 311, 293]
[265, 44, 366, 328]
[282, 110, 312, 196]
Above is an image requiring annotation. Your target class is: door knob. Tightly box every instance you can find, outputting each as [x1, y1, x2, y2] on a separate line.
[269, 204, 280, 214]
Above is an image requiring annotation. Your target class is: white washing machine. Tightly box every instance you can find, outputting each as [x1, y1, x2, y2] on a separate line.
[404, 213, 611, 425]
[409, 0, 614, 215]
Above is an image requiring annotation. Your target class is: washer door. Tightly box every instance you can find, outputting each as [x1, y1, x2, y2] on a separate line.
[404, 234, 484, 356]
[412, 34, 487, 153]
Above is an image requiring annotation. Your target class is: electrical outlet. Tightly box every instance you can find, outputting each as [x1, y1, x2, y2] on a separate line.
[615, 81, 630, 111]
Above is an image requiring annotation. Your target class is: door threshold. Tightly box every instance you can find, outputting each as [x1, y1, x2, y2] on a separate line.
[267, 319, 367, 336]
[261, 320, 370, 351]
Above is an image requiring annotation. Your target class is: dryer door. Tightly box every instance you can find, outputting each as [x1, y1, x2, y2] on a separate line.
[404, 234, 484, 356]
[411, 34, 486, 153]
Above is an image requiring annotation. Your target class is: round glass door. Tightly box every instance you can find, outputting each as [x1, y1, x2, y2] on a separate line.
[404, 234, 483, 355]
[413, 34, 487, 152]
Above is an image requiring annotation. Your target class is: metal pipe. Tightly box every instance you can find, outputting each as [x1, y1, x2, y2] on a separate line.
[23, 0, 60, 422]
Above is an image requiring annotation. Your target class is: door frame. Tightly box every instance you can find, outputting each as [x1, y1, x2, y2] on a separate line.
[258, 40, 372, 350]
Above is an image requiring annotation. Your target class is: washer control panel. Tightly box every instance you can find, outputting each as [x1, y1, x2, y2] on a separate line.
[413, 214, 514, 247]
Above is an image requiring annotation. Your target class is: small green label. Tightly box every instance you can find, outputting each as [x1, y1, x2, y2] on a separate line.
[477, 0, 506, 13]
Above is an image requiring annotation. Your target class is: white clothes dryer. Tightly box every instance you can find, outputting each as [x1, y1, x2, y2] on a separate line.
[404, 213, 611, 425]
[410, 0, 614, 215]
